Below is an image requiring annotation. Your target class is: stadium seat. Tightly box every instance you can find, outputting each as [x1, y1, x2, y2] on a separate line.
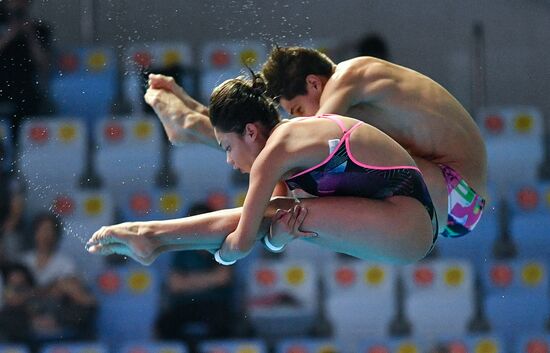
[514, 333, 550, 353]
[50, 46, 118, 127]
[94, 265, 161, 350]
[245, 258, 319, 338]
[40, 343, 108, 353]
[94, 116, 163, 201]
[275, 338, 341, 353]
[324, 259, 397, 344]
[401, 259, 475, 339]
[437, 334, 506, 353]
[481, 259, 549, 345]
[199, 40, 268, 102]
[123, 41, 196, 113]
[507, 182, 550, 259]
[118, 341, 188, 353]
[170, 142, 234, 206]
[477, 106, 544, 195]
[357, 336, 426, 353]
[197, 339, 267, 353]
[18, 117, 87, 215]
[46, 189, 115, 283]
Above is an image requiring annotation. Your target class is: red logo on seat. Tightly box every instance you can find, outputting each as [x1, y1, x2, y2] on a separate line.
[53, 195, 74, 216]
[335, 266, 356, 287]
[413, 266, 434, 287]
[484, 115, 504, 135]
[29, 125, 49, 144]
[490, 264, 513, 287]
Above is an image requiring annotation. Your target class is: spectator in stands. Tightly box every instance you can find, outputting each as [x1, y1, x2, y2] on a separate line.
[21, 212, 97, 341]
[155, 203, 235, 348]
[0, 0, 53, 142]
[0, 142, 25, 262]
[356, 32, 391, 60]
[22, 212, 75, 286]
[0, 262, 35, 342]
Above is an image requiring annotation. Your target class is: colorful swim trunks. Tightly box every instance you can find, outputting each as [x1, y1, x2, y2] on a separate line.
[439, 164, 486, 238]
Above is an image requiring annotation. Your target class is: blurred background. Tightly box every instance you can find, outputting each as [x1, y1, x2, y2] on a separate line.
[1, 0, 550, 353]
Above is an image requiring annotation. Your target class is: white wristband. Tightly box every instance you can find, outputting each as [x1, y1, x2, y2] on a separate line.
[214, 250, 237, 266]
[262, 235, 286, 253]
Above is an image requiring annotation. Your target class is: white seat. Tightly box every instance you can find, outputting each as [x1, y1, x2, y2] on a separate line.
[507, 182, 550, 259]
[401, 259, 475, 339]
[275, 339, 341, 353]
[481, 259, 549, 345]
[477, 106, 544, 195]
[170, 142, 234, 206]
[48, 189, 115, 284]
[324, 258, 397, 344]
[123, 41, 195, 113]
[94, 116, 163, 204]
[197, 339, 267, 353]
[199, 40, 268, 102]
[246, 258, 319, 338]
[18, 117, 87, 215]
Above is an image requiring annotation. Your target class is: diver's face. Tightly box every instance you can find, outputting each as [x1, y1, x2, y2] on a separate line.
[214, 123, 265, 173]
[279, 74, 324, 117]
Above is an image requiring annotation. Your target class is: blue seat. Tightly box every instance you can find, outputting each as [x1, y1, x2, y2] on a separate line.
[94, 265, 161, 350]
[18, 117, 88, 216]
[40, 342, 108, 353]
[275, 339, 341, 353]
[437, 334, 506, 353]
[117, 186, 187, 222]
[477, 106, 544, 195]
[169, 142, 235, 206]
[401, 259, 475, 339]
[324, 259, 397, 343]
[122, 41, 196, 111]
[50, 46, 117, 128]
[245, 258, 319, 338]
[197, 340, 267, 353]
[47, 189, 115, 284]
[199, 40, 268, 102]
[507, 182, 550, 259]
[358, 337, 426, 353]
[481, 259, 549, 345]
[514, 333, 550, 353]
[93, 116, 163, 202]
[118, 342, 188, 353]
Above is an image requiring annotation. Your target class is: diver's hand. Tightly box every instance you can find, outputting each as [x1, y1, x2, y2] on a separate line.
[267, 205, 317, 250]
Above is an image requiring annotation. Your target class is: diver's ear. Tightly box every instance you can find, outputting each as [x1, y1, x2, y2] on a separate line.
[305, 74, 325, 93]
[244, 122, 259, 142]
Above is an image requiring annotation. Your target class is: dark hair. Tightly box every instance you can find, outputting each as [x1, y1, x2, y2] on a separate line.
[261, 46, 335, 101]
[31, 212, 62, 247]
[209, 73, 280, 135]
[357, 33, 390, 60]
[1, 262, 36, 287]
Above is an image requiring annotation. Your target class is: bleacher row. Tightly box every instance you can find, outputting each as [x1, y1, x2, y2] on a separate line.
[48, 40, 337, 128]
[0, 257, 550, 352]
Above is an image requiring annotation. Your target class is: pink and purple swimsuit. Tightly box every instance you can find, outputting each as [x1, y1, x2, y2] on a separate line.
[284, 114, 439, 248]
